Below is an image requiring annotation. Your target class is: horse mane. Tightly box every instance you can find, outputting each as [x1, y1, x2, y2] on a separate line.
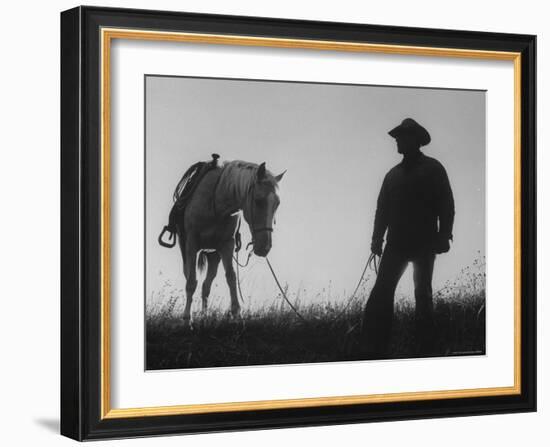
[219, 160, 278, 203]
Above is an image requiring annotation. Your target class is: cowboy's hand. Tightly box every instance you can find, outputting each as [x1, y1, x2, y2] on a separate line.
[371, 239, 383, 256]
[434, 235, 451, 254]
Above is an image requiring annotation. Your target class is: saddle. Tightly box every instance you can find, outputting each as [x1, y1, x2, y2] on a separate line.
[158, 154, 220, 248]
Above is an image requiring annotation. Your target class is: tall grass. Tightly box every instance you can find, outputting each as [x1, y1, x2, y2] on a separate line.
[146, 258, 485, 370]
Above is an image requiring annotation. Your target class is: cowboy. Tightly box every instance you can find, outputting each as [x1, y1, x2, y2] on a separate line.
[363, 118, 455, 358]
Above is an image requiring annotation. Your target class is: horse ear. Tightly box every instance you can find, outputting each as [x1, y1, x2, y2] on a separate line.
[257, 162, 266, 180]
[274, 170, 286, 183]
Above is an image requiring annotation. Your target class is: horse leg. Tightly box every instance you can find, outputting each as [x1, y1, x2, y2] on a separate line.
[180, 237, 198, 328]
[201, 251, 220, 313]
[219, 240, 240, 318]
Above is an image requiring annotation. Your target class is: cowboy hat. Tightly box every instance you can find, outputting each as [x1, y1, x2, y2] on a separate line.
[388, 118, 431, 146]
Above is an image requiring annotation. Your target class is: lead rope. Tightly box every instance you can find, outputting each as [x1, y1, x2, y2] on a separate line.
[236, 250, 378, 324]
[367, 252, 379, 275]
[329, 254, 376, 323]
[237, 252, 378, 325]
[235, 253, 244, 304]
[233, 163, 375, 323]
[265, 257, 309, 324]
[234, 245, 253, 304]
[232, 179, 256, 304]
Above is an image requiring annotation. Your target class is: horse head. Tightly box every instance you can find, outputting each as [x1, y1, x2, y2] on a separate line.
[244, 162, 285, 257]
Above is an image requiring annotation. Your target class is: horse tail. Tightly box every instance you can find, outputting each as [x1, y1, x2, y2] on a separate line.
[197, 251, 208, 273]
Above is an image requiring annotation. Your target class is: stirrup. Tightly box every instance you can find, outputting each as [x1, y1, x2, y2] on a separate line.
[158, 226, 176, 248]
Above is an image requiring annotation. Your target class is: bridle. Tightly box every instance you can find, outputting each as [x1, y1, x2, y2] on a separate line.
[212, 168, 274, 247]
[245, 178, 275, 238]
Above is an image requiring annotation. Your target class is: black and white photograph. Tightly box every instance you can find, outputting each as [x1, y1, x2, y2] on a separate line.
[145, 75, 486, 370]
[55, 4, 537, 442]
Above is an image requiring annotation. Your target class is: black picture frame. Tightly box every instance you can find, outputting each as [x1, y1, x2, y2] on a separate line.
[61, 5, 536, 441]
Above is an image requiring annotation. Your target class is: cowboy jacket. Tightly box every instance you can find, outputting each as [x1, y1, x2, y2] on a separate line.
[372, 151, 455, 254]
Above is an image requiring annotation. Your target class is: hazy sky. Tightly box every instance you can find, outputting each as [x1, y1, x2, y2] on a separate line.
[145, 76, 485, 310]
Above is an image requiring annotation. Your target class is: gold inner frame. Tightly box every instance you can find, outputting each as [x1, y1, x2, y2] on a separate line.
[100, 27, 522, 419]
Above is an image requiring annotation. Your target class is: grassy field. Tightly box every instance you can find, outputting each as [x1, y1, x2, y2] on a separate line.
[146, 260, 485, 370]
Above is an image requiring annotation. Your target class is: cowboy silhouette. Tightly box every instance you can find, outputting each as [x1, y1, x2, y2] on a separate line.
[363, 118, 455, 358]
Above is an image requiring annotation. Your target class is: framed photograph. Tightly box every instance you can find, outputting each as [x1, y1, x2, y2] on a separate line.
[61, 6, 536, 441]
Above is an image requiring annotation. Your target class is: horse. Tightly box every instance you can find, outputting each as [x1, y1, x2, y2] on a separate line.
[161, 160, 285, 327]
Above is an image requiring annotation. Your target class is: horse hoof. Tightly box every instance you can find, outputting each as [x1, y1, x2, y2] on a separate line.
[182, 318, 192, 330]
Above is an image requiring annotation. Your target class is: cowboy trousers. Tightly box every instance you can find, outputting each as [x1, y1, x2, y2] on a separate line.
[362, 246, 436, 357]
